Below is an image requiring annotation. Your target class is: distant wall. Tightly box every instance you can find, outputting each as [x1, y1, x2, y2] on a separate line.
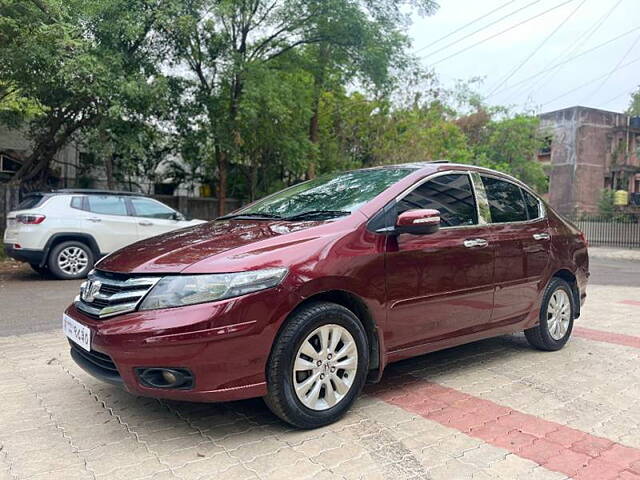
[150, 195, 242, 220]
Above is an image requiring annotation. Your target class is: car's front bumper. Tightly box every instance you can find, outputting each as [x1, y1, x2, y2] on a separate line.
[3, 244, 45, 265]
[63, 285, 301, 403]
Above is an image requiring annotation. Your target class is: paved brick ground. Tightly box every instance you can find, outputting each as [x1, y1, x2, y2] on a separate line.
[1, 283, 639, 479]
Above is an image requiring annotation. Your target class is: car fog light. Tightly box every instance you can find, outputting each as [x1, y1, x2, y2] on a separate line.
[162, 370, 177, 385]
[136, 367, 194, 389]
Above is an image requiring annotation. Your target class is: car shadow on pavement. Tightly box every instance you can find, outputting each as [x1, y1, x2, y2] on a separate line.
[81, 333, 533, 434]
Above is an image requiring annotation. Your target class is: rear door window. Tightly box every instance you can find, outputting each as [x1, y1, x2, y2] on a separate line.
[522, 189, 542, 220]
[480, 176, 528, 223]
[87, 196, 128, 216]
[130, 198, 176, 219]
[398, 173, 478, 227]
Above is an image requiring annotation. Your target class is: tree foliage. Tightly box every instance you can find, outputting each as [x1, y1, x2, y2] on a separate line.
[627, 86, 640, 116]
[0, 0, 551, 207]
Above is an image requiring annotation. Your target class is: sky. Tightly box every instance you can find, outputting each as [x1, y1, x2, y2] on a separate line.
[408, 0, 640, 114]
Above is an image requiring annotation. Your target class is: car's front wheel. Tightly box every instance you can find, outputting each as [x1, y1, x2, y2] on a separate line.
[48, 241, 94, 280]
[264, 302, 369, 429]
[525, 277, 575, 351]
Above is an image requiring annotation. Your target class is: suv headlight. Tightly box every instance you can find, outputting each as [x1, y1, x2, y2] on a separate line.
[139, 267, 288, 311]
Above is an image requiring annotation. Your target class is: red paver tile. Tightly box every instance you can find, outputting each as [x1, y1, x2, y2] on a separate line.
[546, 427, 588, 447]
[492, 429, 537, 451]
[378, 379, 640, 480]
[572, 436, 615, 457]
[544, 450, 592, 476]
[599, 445, 640, 468]
[469, 420, 514, 441]
[573, 458, 622, 480]
[618, 471, 640, 479]
[573, 327, 640, 349]
[521, 438, 565, 465]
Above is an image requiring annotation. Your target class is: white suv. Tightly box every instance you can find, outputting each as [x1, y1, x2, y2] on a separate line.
[3, 190, 205, 279]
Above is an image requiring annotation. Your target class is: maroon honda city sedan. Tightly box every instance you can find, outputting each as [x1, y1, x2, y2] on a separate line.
[63, 162, 589, 428]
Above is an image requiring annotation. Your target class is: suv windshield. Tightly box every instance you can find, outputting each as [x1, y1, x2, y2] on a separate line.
[231, 167, 416, 220]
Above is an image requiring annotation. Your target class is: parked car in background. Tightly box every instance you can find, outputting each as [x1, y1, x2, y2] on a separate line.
[3, 189, 204, 279]
[62, 163, 589, 428]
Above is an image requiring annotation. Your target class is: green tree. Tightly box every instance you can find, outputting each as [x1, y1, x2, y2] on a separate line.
[627, 86, 640, 116]
[0, 0, 169, 189]
[162, 0, 437, 214]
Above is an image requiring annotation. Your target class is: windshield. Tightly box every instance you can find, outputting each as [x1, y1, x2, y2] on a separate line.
[234, 168, 417, 219]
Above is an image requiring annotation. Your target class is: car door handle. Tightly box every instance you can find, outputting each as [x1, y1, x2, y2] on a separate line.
[533, 233, 550, 240]
[463, 238, 489, 248]
[87, 217, 101, 223]
[139, 221, 153, 226]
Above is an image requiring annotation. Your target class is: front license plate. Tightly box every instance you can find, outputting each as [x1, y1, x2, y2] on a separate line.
[63, 313, 91, 351]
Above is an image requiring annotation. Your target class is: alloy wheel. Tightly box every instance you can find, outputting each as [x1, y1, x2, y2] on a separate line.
[57, 246, 89, 276]
[292, 324, 358, 411]
[547, 289, 571, 340]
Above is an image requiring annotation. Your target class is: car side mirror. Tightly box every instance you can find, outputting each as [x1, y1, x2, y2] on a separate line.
[395, 209, 441, 235]
[172, 212, 186, 221]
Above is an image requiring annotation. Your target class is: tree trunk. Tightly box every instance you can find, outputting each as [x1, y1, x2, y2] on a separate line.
[307, 43, 330, 180]
[249, 162, 258, 202]
[216, 147, 227, 216]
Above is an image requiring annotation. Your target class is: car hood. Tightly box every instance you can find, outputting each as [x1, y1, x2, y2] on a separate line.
[96, 219, 338, 274]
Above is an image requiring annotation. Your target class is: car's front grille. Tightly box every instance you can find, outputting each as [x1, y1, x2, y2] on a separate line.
[68, 340, 123, 385]
[75, 270, 161, 319]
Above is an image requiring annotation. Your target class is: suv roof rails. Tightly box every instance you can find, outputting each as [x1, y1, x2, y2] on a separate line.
[52, 189, 145, 197]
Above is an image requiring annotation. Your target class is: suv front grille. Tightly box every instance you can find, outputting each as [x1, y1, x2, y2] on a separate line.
[75, 270, 161, 319]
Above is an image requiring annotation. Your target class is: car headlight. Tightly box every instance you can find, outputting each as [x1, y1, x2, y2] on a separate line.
[138, 267, 288, 310]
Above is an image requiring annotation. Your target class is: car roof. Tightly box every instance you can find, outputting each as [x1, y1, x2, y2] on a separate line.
[25, 189, 147, 197]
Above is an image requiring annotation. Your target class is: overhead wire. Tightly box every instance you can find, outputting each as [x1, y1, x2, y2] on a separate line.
[487, 0, 586, 96]
[582, 30, 640, 103]
[521, 0, 624, 101]
[419, 0, 544, 60]
[540, 55, 640, 106]
[484, 26, 640, 99]
[414, 0, 519, 54]
[430, 0, 578, 66]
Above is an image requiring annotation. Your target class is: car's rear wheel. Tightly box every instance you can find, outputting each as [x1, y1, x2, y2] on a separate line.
[48, 241, 94, 280]
[264, 302, 369, 429]
[525, 277, 574, 351]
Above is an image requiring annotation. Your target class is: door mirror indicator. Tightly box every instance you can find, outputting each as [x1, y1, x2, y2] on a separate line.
[395, 209, 440, 235]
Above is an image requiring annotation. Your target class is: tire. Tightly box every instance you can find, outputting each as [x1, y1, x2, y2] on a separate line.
[525, 277, 575, 351]
[264, 301, 369, 429]
[29, 263, 49, 275]
[47, 241, 94, 280]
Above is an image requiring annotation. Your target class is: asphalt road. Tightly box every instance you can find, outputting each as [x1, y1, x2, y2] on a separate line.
[0, 256, 638, 337]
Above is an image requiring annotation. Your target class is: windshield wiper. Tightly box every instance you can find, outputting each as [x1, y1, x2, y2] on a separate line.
[284, 210, 351, 221]
[217, 212, 282, 220]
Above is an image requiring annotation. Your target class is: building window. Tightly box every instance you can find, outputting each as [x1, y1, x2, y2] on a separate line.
[0, 154, 21, 174]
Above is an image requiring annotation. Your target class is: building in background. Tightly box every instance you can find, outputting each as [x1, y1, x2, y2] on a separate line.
[0, 125, 199, 196]
[538, 106, 640, 216]
[0, 125, 81, 186]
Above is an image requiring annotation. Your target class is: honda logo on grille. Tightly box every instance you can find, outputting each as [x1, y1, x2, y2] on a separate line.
[81, 280, 102, 303]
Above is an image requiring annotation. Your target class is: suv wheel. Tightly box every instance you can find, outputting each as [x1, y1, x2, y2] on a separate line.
[264, 302, 369, 429]
[48, 241, 94, 280]
[525, 277, 574, 351]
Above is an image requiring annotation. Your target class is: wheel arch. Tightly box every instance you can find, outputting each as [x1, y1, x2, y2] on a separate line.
[43, 233, 102, 267]
[551, 268, 580, 318]
[274, 289, 382, 375]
